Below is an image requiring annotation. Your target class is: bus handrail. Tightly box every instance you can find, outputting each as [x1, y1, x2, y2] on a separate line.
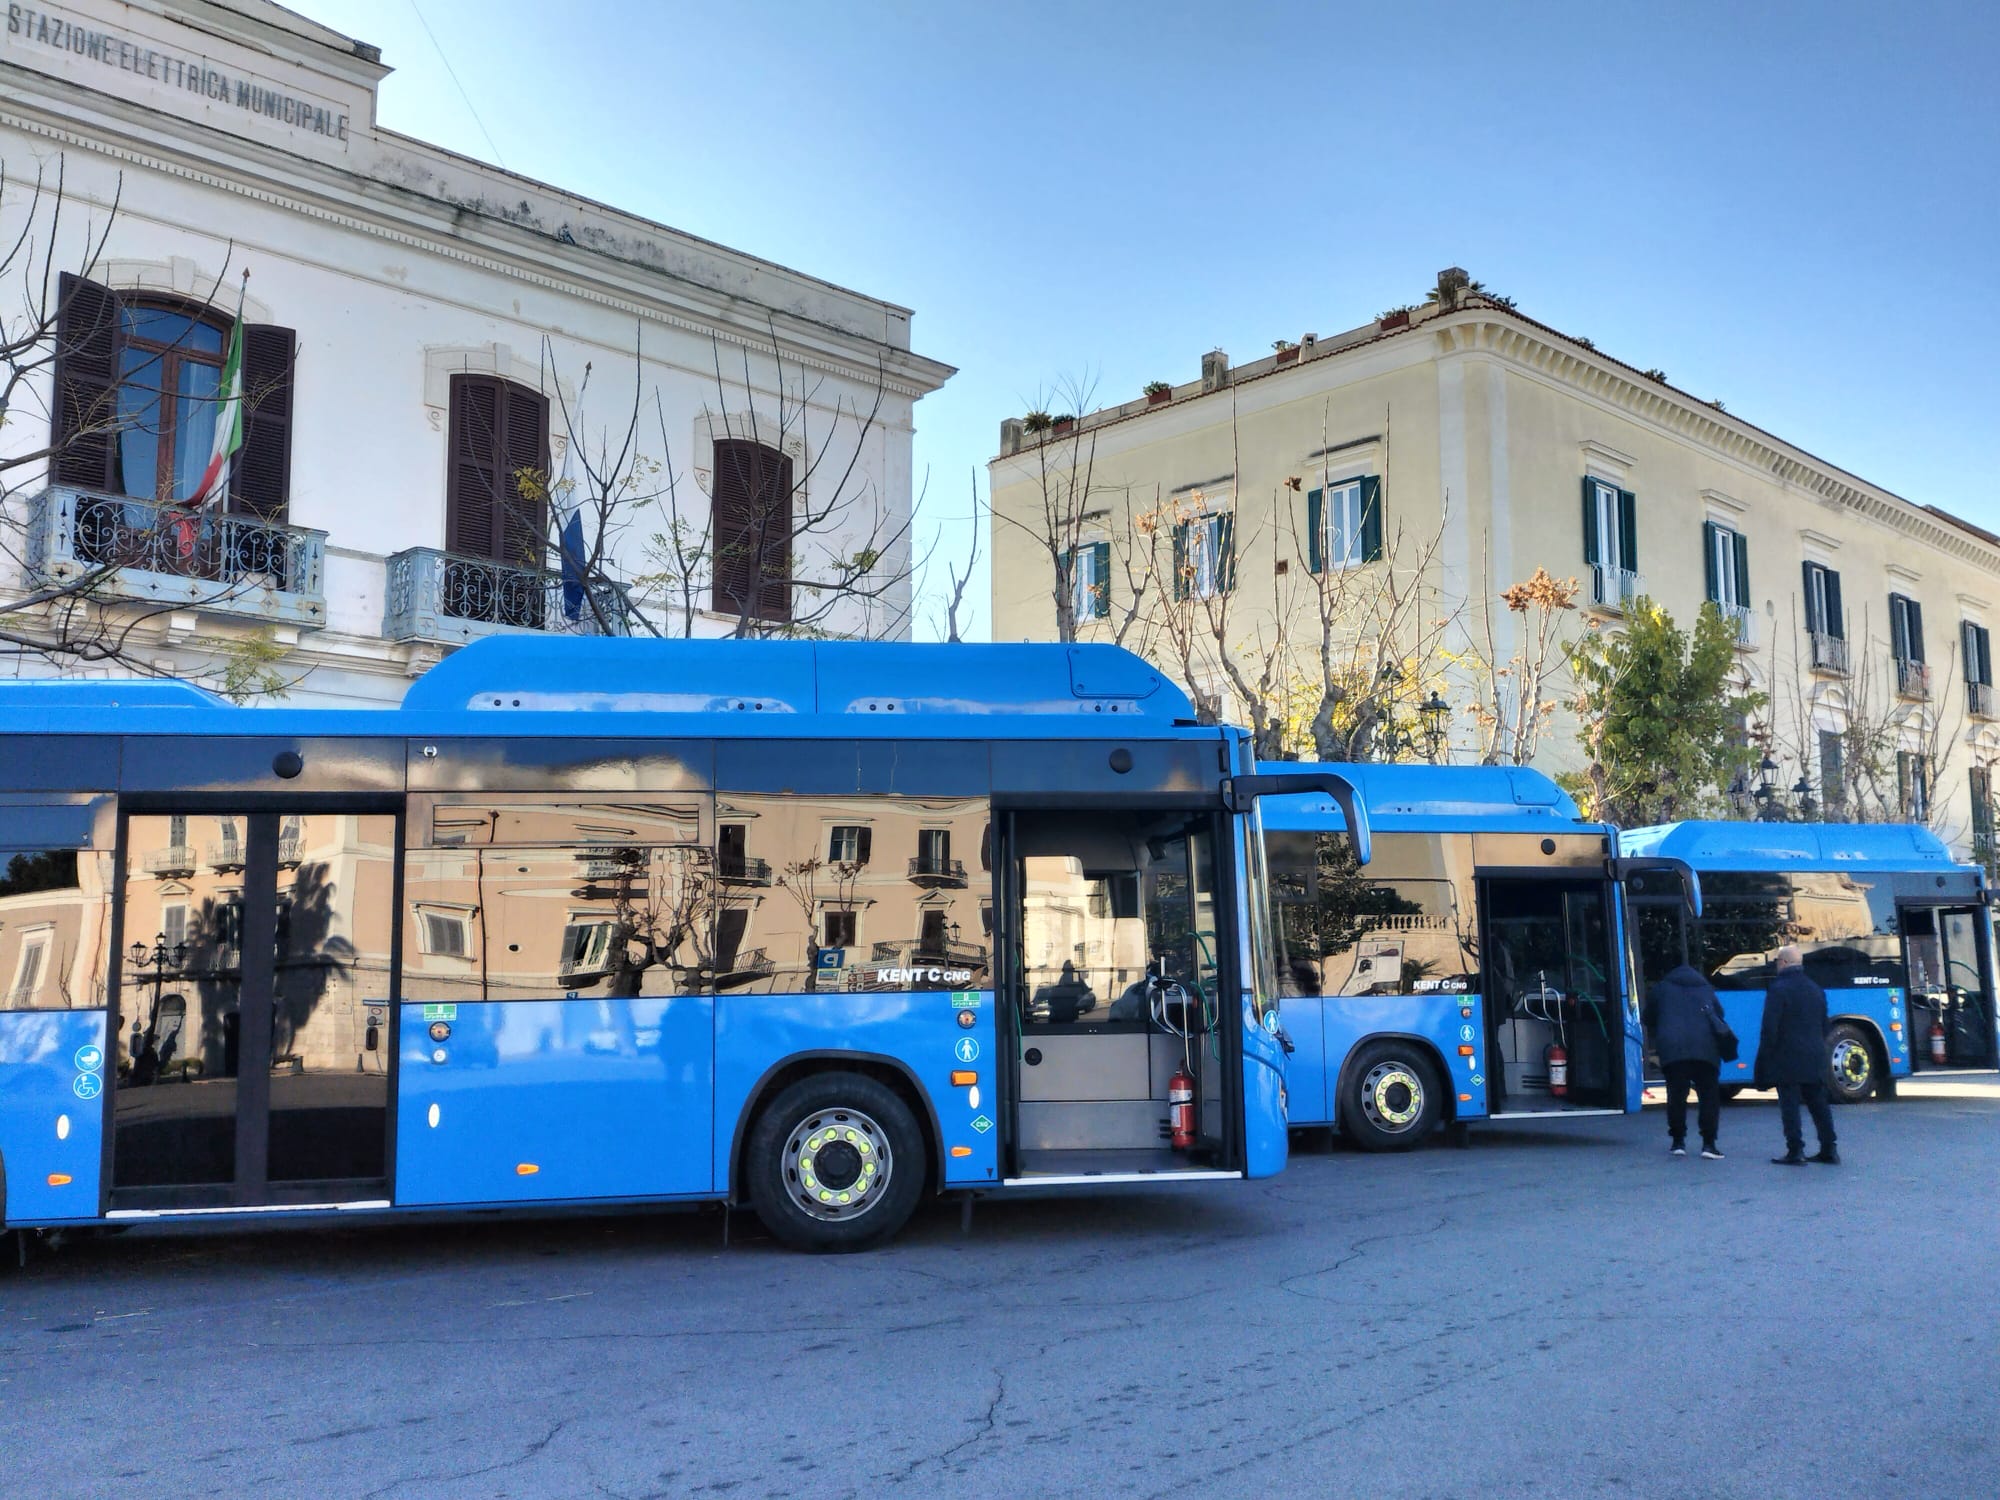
[1610, 854, 1703, 918]
[1224, 772, 1371, 865]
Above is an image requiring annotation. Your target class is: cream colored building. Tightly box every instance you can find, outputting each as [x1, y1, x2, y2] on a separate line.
[989, 269, 2000, 856]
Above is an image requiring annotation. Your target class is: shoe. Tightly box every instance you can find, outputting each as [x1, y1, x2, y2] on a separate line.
[1771, 1151, 1806, 1166]
[1670, 1143, 1687, 1157]
[1701, 1146, 1724, 1160]
[1808, 1147, 1840, 1165]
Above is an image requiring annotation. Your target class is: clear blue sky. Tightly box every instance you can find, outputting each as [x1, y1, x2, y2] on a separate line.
[312, 0, 1998, 640]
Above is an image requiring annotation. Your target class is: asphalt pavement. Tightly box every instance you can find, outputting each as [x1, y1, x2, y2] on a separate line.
[3, 1078, 1996, 1500]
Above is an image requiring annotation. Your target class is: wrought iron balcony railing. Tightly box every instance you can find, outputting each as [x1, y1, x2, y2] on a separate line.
[1720, 603, 1755, 647]
[1809, 631, 1848, 675]
[908, 855, 969, 887]
[1589, 564, 1643, 611]
[382, 546, 635, 645]
[717, 856, 773, 886]
[27, 486, 327, 628]
[143, 845, 197, 877]
[1895, 657, 1931, 701]
[206, 842, 245, 872]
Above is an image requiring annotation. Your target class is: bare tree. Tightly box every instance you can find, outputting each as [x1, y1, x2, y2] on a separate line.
[1463, 564, 1585, 766]
[989, 375, 1104, 644]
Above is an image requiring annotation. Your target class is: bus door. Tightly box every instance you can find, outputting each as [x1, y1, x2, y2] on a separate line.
[1901, 905, 2000, 1071]
[1627, 873, 1693, 1084]
[1001, 808, 1242, 1180]
[1478, 875, 1624, 1113]
[110, 808, 398, 1209]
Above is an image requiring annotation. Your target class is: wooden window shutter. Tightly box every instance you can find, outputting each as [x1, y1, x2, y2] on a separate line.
[1702, 522, 1719, 602]
[710, 439, 792, 622]
[1889, 595, 1909, 661]
[1618, 489, 1637, 572]
[446, 375, 502, 558]
[1908, 599, 1925, 662]
[1731, 530, 1749, 607]
[1305, 489, 1323, 574]
[51, 273, 123, 490]
[229, 323, 296, 519]
[499, 382, 549, 570]
[1359, 476, 1384, 562]
[1824, 568, 1843, 640]
[856, 826, 872, 865]
[1801, 561, 1819, 634]
[1581, 478, 1600, 567]
[1171, 520, 1189, 601]
[1215, 514, 1237, 593]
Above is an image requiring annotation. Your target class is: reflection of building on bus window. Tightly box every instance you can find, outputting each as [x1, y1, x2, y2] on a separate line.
[1264, 830, 1477, 998]
[1695, 871, 1902, 990]
[0, 846, 115, 1012]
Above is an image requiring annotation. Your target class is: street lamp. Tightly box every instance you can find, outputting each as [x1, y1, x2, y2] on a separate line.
[125, 931, 187, 1081]
[1419, 690, 1451, 763]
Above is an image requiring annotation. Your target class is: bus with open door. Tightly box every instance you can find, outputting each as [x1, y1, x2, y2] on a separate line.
[0, 639, 1367, 1254]
[1260, 763, 1688, 1150]
[1619, 821, 1998, 1101]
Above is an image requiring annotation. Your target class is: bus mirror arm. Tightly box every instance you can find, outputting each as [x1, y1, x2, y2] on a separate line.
[1224, 773, 1372, 865]
[1610, 856, 1704, 919]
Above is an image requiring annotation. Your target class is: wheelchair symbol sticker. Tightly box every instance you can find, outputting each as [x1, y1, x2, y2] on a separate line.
[72, 1072, 102, 1100]
[953, 1036, 980, 1064]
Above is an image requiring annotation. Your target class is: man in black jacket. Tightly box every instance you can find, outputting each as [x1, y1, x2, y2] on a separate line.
[1757, 945, 1839, 1166]
[1642, 962, 1728, 1159]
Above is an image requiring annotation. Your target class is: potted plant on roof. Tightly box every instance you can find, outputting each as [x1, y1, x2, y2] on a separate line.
[1378, 304, 1416, 331]
[1144, 380, 1172, 406]
[1051, 412, 1076, 436]
[1272, 338, 1298, 365]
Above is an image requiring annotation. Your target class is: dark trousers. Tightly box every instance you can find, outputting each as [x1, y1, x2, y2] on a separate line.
[1777, 1082, 1836, 1153]
[1662, 1060, 1720, 1146]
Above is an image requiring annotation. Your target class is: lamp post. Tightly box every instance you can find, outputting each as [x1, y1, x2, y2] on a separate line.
[126, 931, 186, 1076]
[1419, 690, 1451, 764]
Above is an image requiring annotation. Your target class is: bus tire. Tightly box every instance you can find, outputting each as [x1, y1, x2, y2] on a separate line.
[1340, 1043, 1442, 1152]
[1719, 1086, 1746, 1103]
[746, 1071, 927, 1252]
[1826, 1023, 1880, 1104]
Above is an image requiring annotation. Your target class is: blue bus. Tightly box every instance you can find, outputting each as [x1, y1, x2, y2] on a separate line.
[1618, 822, 1999, 1101]
[0, 639, 1365, 1252]
[1259, 763, 1687, 1149]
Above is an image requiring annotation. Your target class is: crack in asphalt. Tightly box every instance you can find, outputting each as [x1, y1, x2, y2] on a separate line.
[361, 1417, 568, 1500]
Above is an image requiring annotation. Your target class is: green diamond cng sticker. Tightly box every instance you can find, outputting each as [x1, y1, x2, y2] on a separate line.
[969, 1115, 993, 1134]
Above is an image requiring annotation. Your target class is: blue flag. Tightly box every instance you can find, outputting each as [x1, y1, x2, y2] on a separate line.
[560, 509, 586, 622]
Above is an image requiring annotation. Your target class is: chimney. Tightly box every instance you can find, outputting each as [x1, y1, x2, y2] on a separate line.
[1201, 349, 1230, 393]
[1299, 332, 1317, 353]
[1435, 267, 1470, 311]
[999, 417, 1025, 456]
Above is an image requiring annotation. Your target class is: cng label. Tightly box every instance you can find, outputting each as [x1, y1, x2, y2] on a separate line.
[970, 1115, 993, 1134]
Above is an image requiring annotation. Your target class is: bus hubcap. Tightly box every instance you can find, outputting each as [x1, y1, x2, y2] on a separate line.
[1362, 1063, 1423, 1130]
[783, 1107, 892, 1222]
[1832, 1040, 1870, 1092]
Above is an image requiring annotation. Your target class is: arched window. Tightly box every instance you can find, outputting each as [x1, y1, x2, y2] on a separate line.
[51, 274, 295, 516]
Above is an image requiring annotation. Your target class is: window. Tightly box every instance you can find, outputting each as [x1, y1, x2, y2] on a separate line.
[1695, 870, 1902, 991]
[418, 908, 471, 958]
[822, 910, 857, 949]
[558, 918, 615, 978]
[1068, 540, 1111, 621]
[711, 438, 794, 622]
[8, 930, 50, 1006]
[1582, 477, 1638, 607]
[1702, 521, 1751, 641]
[161, 904, 189, 950]
[1803, 562, 1846, 672]
[50, 274, 295, 515]
[827, 824, 872, 866]
[1898, 750, 1930, 822]
[445, 374, 549, 568]
[1264, 830, 1476, 998]
[1891, 593, 1928, 698]
[1306, 477, 1384, 571]
[1819, 729, 1845, 813]
[1964, 622, 1992, 717]
[1172, 512, 1235, 600]
[1971, 768, 1995, 860]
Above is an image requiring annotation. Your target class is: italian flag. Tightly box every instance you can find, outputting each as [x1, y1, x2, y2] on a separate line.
[185, 289, 245, 511]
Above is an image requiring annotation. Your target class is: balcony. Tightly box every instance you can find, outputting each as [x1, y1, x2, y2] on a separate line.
[713, 947, 776, 990]
[383, 547, 635, 646]
[870, 939, 990, 969]
[277, 834, 303, 868]
[908, 854, 969, 888]
[1589, 564, 1643, 612]
[1809, 631, 1848, 676]
[718, 856, 773, 887]
[143, 845, 197, 878]
[1972, 683, 1995, 720]
[1896, 658, 1932, 701]
[206, 842, 245, 872]
[26, 486, 327, 628]
[1719, 603, 1755, 648]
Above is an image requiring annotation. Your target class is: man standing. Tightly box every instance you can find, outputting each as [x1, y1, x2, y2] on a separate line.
[1643, 961, 1728, 1159]
[1757, 945, 1839, 1166]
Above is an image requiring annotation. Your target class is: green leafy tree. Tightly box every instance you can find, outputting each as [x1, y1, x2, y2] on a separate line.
[1564, 599, 1765, 826]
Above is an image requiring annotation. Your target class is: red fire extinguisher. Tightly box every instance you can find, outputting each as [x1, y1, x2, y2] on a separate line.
[1931, 1019, 1948, 1065]
[1546, 1043, 1569, 1098]
[1168, 1068, 1196, 1150]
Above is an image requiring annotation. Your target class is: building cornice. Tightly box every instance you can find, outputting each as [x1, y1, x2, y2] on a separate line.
[0, 83, 954, 401]
[1428, 311, 2000, 578]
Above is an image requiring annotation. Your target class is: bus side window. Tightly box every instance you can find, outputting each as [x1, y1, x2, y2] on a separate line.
[0, 815, 113, 1011]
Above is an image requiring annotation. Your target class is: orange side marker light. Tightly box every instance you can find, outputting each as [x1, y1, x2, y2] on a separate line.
[47, 1173, 72, 1186]
[1458, 1045, 1476, 1056]
[516, 1163, 540, 1176]
[950, 1070, 978, 1086]
[950, 1145, 973, 1158]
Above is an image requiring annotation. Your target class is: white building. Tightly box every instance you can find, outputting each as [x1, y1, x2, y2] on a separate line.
[1, 0, 952, 703]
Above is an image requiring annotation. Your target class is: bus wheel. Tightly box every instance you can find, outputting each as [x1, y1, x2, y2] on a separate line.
[1342, 1044, 1441, 1152]
[746, 1072, 927, 1252]
[1719, 1086, 1746, 1103]
[1826, 1024, 1879, 1103]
